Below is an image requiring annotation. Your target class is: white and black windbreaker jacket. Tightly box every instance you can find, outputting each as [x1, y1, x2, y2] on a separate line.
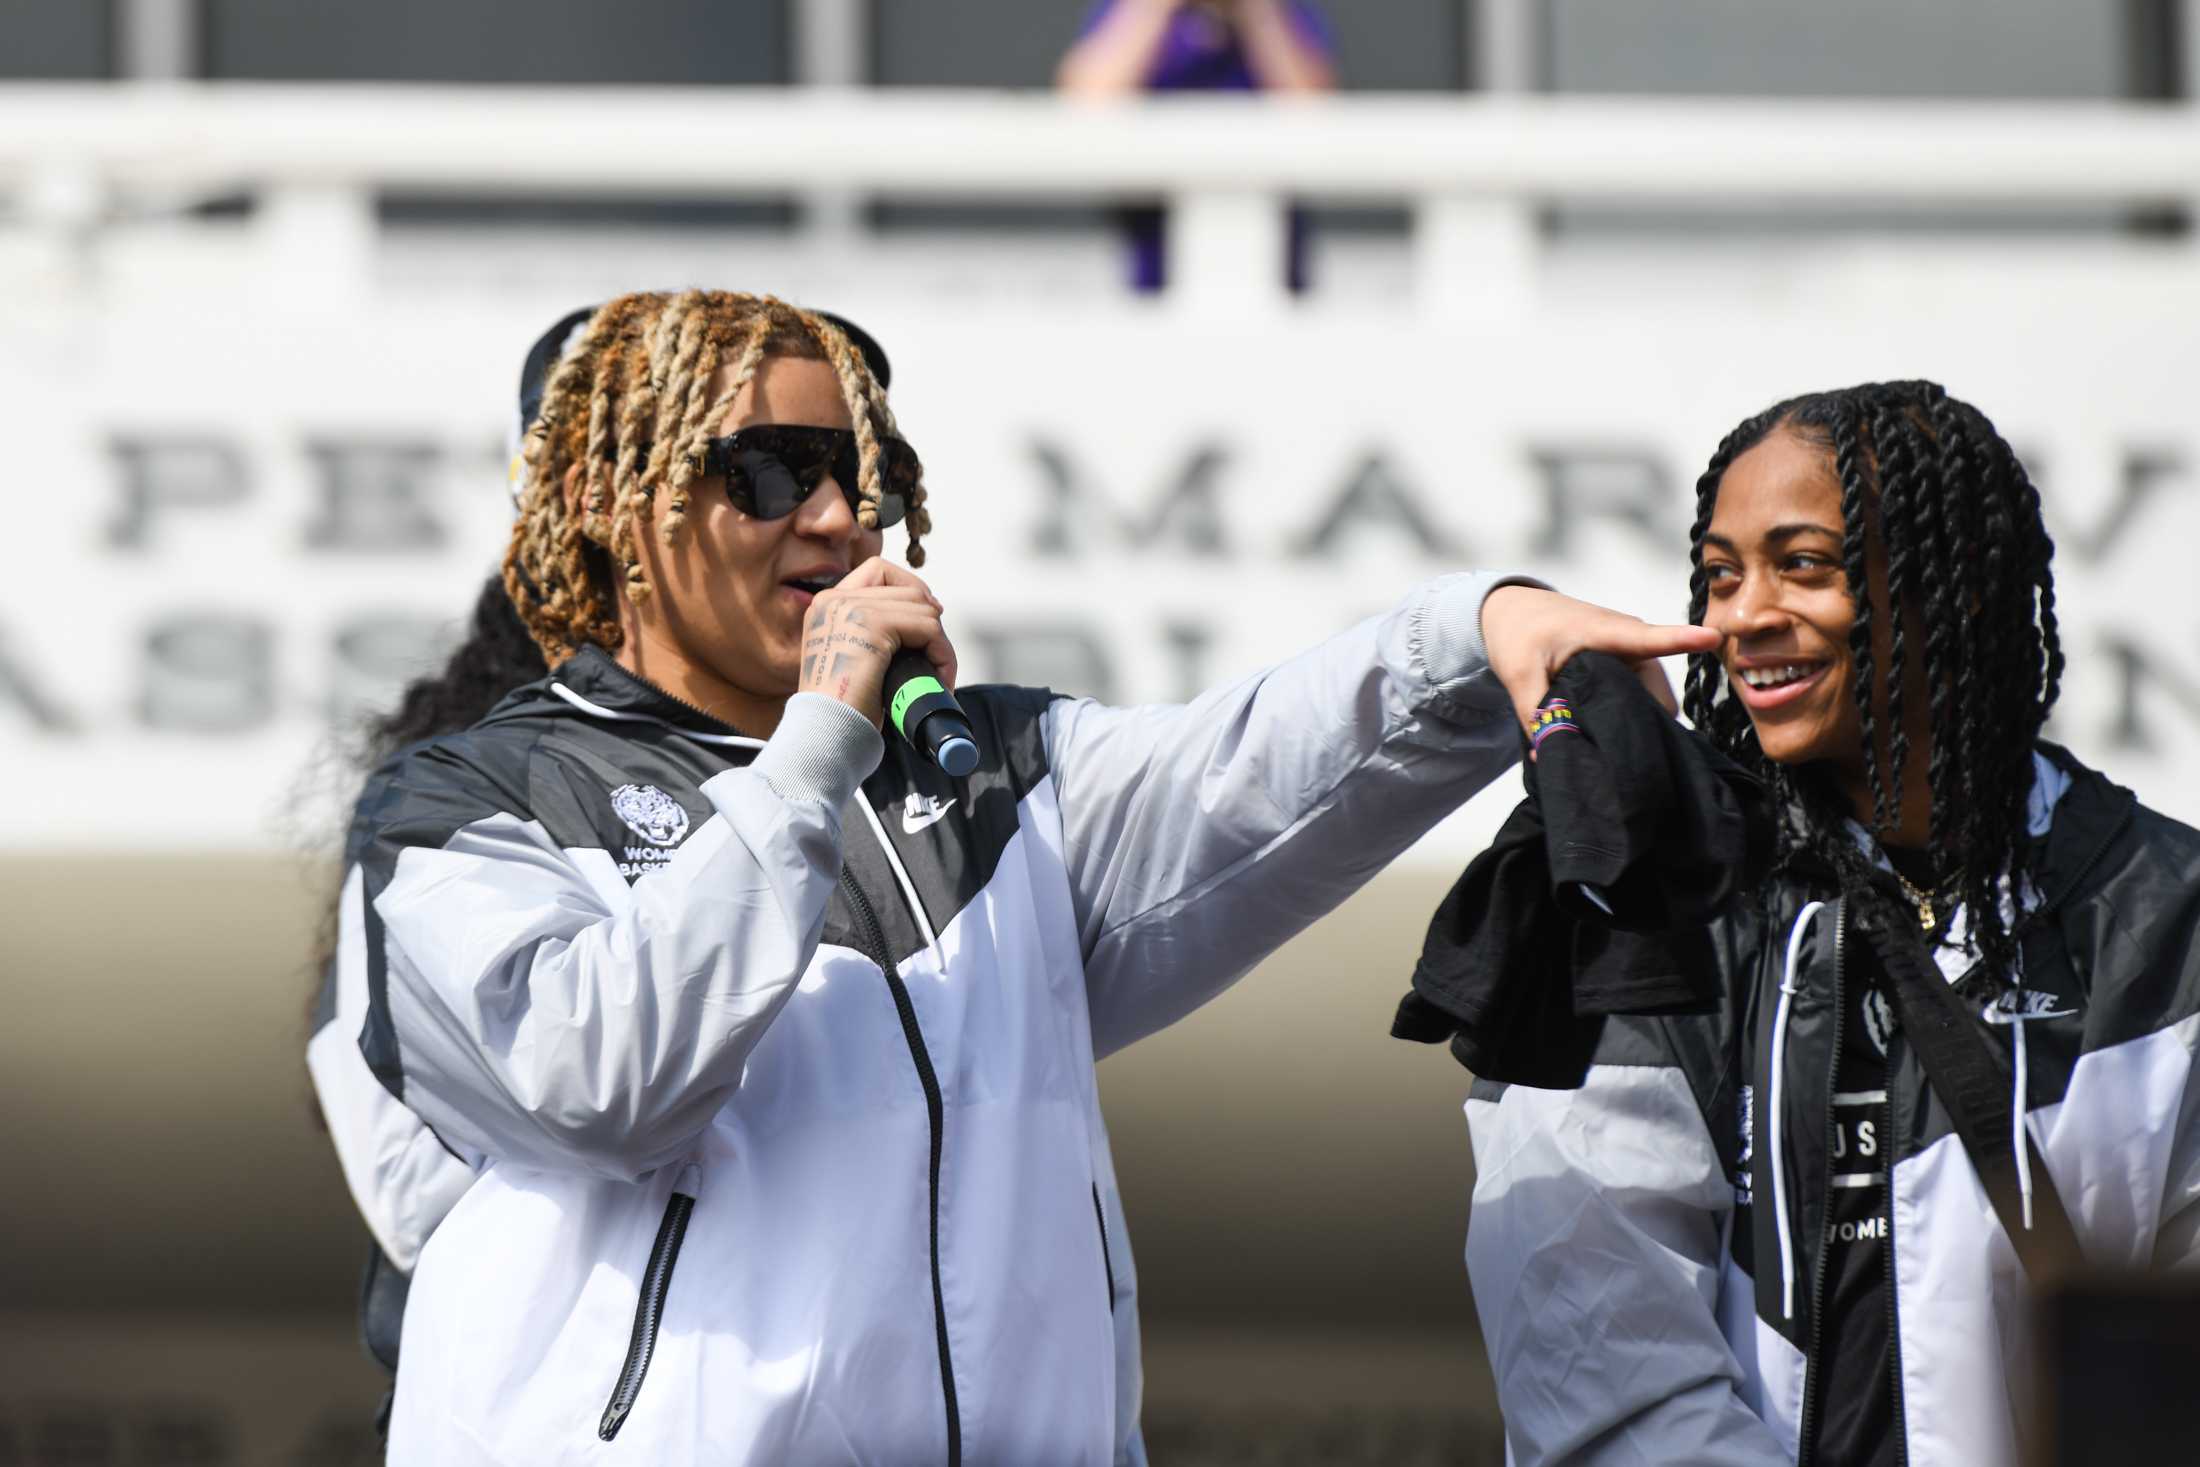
[307, 572, 1526, 1466]
[1465, 746, 2200, 1467]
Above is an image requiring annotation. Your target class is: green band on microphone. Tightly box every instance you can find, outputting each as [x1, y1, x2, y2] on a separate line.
[890, 675, 947, 737]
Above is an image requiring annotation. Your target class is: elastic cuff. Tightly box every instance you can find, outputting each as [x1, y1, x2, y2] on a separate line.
[750, 693, 884, 807]
[1416, 572, 1550, 688]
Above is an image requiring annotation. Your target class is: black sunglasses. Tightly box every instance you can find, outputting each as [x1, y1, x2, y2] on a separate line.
[697, 426, 919, 529]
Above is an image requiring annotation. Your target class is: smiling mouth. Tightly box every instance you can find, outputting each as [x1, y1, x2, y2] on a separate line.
[1729, 659, 1831, 711]
[1736, 662, 1821, 691]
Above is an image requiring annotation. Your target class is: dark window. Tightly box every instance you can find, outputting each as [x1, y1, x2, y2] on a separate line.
[1547, 0, 2149, 99]
[379, 196, 797, 230]
[0, 0, 110, 79]
[204, 0, 789, 84]
[872, 0, 1089, 88]
[1543, 0, 2183, 236]
[1327, 1, 1464, 91]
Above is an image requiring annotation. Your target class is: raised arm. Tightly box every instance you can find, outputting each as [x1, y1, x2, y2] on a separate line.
[357, 694, 880, 1182]
[1234, 0, 1337, 94]
[1041, 574, 1716, 1056]
[1057, 0, 1183, 95]
[1042, 573, 1522, 1054]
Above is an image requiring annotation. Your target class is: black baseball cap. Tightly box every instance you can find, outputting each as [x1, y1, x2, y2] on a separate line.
[506, 303, 894, 504]
[515, 304, 892, 433]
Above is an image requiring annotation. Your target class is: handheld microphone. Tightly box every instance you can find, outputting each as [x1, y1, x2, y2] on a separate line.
[884, 650, 980, 777]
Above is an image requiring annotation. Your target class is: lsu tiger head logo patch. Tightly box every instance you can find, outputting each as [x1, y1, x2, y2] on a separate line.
[611, 784, 690, 848]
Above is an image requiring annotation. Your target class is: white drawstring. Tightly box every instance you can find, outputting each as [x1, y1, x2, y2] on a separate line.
[674, 1158, 705, 1201]
[2013, 1016, 2033, 1230]
[547, 682, 766, 748]
[1983, 1005, 2035, 1231]
[1770, 900, 1827, 1320]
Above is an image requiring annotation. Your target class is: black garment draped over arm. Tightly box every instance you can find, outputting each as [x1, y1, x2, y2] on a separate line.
[1393, 652, 1769, 1088]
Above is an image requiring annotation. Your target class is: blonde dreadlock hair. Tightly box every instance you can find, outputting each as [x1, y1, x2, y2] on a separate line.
[504, 290, 933, 664]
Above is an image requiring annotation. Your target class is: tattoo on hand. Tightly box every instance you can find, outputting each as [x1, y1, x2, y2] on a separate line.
[803, 625, 889, 692]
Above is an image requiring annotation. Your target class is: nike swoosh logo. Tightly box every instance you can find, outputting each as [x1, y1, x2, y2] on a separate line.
[902, 799, 956, 835]
[1985, 1003, 2082, 1024]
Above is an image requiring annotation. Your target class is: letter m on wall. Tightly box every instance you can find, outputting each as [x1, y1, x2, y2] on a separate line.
[1027, 440, 1228, 558]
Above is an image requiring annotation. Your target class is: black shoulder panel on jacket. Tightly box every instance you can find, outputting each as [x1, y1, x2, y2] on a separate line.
[2038, 761, 2200, 1056]
[346, 722, 552, 1103]
[835, 685, 1059, 967]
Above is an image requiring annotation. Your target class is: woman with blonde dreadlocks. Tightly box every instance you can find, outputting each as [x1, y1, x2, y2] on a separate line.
[336, 287, 1712, 1464]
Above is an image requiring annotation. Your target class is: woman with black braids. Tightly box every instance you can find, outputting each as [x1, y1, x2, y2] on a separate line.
[303, 308, 583, 1427]
[1464, 381, 2200, 1467]
[302, 573, 547, 1424]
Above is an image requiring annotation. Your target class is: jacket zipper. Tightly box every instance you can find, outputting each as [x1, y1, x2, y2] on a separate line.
[1882, 1083, 1908, 1466]
[1794, 898, 1846, 1467]
[597, 1185, 698, 1441]
[1092, 1183, 1117, 1306]
[839, 868, 963, 1467]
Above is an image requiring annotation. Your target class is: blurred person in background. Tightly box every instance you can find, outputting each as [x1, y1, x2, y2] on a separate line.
[305, 306, 584, 1430]
[1057, 0, 1335, 293]
[304, 573, 544, 1428]
[1463, 381, 2200, 1467]
[319, 283, 1710, 1464]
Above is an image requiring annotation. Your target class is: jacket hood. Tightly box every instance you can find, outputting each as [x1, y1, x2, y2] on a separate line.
[480, 644, 763, 744]
[1755, 743, 2135, 921]
[2027, 742, 2139, 917]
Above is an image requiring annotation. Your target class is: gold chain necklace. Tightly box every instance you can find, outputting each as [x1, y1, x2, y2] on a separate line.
[1888, 868, 1941, 931]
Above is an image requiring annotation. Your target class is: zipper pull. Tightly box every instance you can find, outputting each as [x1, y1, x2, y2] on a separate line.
[674, 1160, 704, 1200]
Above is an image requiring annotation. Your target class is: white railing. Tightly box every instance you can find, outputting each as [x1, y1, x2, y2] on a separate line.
[6, 85, 2200, 310]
